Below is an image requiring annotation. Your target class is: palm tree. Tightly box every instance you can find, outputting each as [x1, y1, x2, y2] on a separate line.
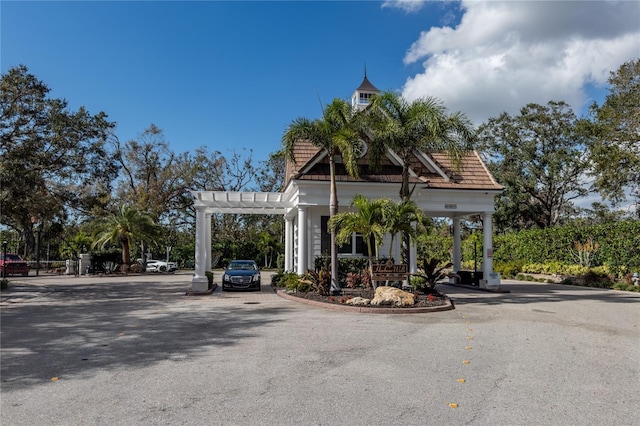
[92, 204, 160, 271]
[282, 99, 363, 293]
[383, 199, 422, 259]
[329, 195, 389, 284]
[367, 91, 475, 264]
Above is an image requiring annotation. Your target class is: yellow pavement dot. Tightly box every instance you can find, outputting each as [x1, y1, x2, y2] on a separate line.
[449, 403, 459, 408]
[468, 336, 473, 340]
[119, 332, 125, 336]
[463, 360, 471, 364]
[51, 377, 59, 381]
[458, 378, 466, 383]
[468, 328, 473, 332]
[466, 321, 472, 324]
[466, 346, 473, 350]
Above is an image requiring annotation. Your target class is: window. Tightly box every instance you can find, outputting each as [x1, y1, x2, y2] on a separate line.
[321, 216, 367, 256]
[359, 92, 372, 104]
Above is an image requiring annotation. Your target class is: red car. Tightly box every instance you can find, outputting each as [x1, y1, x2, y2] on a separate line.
[0, 253, 30, 276]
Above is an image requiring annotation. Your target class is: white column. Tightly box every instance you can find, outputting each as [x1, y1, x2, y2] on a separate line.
[285, 216, 293, 272]
[192, 206, 209, 291]
[409, 235, 417, 274]
[482, 213, 493, 277]
[452, 217, 461, 273]
[296, 206, 308, 275]
[205, 213, 212, 271]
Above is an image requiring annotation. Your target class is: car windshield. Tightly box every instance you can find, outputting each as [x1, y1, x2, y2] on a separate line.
[6, 254, 22, 261]
[229, 262, 256, 270]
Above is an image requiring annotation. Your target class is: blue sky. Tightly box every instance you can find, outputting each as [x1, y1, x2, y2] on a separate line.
[2, 1, 639, 165]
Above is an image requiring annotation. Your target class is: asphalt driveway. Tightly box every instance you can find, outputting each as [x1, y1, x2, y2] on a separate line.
[1, 272, 639, 425]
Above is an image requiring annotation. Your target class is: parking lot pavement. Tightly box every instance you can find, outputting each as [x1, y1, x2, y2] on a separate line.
[1, 273, 639, 425]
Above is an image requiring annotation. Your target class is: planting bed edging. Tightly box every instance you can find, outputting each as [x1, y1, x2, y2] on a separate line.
[274, 287, 454, 314]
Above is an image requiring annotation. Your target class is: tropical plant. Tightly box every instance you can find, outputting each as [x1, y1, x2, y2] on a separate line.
[383, 199, 422, 258]
[299, 268, 331, 295]
[414, 257, 453, 292]
[59, 231, 93, 260]
[329, 195, 389, 277]
[367, 91, 475, 263]
[283, 98, 364, 293]
[91, 204, 160, 270]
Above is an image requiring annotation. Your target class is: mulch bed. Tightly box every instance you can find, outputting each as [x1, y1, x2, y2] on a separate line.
[281, 287, 448, 308]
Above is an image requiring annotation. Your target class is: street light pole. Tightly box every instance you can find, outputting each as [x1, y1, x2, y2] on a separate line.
[2, 241, 7, 279]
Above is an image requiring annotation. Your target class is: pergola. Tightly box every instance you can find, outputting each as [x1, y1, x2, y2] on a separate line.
[190, 191, 295, 291]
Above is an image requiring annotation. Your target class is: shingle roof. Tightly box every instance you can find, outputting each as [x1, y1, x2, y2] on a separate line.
[356, 75, 379, 93]
[285, 141, 503, 191]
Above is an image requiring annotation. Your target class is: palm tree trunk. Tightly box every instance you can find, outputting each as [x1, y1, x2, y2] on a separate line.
[366, 239, 376, 290]
[329, 156, 341, 293]
[400, 161, 411, 267]
[121, 237, 131, 273]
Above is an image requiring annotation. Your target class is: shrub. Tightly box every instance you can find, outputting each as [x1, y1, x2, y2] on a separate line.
[205, 271, 214, 289]
[345, 272, 362, 288]
[613, 282, 640, 292]
[273, 272, 301, 290]
[409, 275, 428, 293]
[493, 261, 524, 278]
[314, 256, 370, 286]
[493, 220, 640, 277]
[299, 268, 331, 295]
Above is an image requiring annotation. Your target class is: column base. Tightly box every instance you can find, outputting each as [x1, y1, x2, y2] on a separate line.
[191, 276, 209, 293]
[479, 272, 502, 292]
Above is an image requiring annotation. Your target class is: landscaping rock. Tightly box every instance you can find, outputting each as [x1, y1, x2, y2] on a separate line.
[371, 286, 415, 307]
[345, 296, 371, 306]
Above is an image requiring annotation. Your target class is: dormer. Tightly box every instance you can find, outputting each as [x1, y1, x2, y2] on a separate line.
[351, 68, 379, 111]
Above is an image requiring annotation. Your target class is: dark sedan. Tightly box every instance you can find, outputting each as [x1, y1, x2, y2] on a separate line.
[222, 260, 261, 291]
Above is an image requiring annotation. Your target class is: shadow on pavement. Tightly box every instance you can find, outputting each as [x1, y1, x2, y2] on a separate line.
[1, 280, 293, 390]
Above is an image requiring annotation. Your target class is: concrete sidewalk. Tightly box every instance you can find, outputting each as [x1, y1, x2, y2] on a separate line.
[1, 273, 639, 425]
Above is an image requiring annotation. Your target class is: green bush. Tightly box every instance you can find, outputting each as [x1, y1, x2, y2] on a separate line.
[271, 271, 295, 287]
[314, 256, 370, 286]
[493, 261, 524, 278]
[205, 271, 214, 288]
[613, 282, 640, 292]
[409, 275, 428, 293]
[493, 220, 640, 277]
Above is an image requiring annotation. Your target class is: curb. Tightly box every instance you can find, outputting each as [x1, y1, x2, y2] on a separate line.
[273, 287, 455, 314]
[186, 283, 218, 296]
[441, 282, 511, 293]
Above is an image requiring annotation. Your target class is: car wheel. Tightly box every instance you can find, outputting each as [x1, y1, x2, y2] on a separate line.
[159, 265, 167, 272]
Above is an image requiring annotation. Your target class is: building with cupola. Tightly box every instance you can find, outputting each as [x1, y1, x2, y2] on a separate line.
[189, 72, 504, 292]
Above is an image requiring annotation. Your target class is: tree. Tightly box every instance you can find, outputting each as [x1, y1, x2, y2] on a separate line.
[92, 204, 160, 270]
[283, 98, 363, 293]
[587, 59, 640, 210]
[113, 125, 200, 224]
[478, 101, 590, 230]
[0, 65, 117, 257]
[329, 195, 388, 283]
[367, 91, 475, 263]
[383, 199, 421, 259]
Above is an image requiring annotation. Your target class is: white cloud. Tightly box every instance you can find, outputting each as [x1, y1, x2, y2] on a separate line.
[382, 0, 427, 13]
[401, 1, 640, 125]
